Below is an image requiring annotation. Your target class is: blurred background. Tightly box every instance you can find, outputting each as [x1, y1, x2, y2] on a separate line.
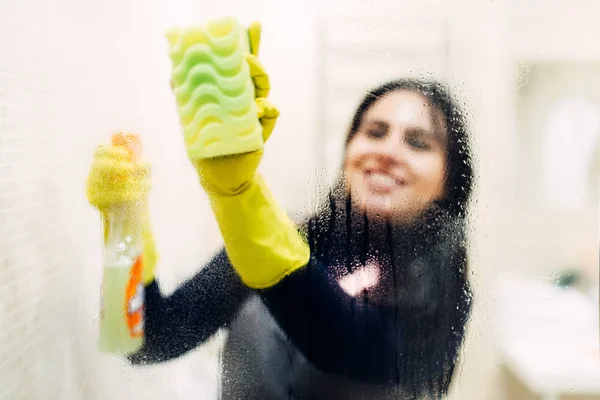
[0, 0, 598, 399]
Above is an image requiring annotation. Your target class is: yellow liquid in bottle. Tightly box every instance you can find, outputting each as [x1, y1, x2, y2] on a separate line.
[99, 205, 145, 355]
[99, 257, 144, 355]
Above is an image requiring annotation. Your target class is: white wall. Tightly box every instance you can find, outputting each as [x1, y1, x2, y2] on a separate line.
[0, 0, 318, 398]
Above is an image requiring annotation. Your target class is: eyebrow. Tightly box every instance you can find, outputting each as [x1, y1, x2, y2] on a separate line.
[363, 119, 390, 129]
[404, 126, 437, 137]
[408, 127, 448, 145]
[365, 118, 444, 138]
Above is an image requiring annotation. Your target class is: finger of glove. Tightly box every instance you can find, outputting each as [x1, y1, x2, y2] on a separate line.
[86, 176, 133, 208]
[256, 97, 279, 143]
[87, 172, 147, 208]
[135, 161, 152, 181]
[247, 21, 261, 57]
[89, 189, 140, 208]
[92, 157, 137, 183]
[245, 53, 270, 99]
[94, 145, 131, 162]
[87, 152, 149, 210]
[92, 144, 150, 182]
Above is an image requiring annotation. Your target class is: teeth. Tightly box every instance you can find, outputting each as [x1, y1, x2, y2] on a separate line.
[368, 172, 396, 187]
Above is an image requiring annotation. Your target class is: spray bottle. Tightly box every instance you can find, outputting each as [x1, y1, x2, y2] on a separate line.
[99, 132, 145, 355]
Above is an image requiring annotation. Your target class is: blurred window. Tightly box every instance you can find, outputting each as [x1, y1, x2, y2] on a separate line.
[542, 98, 600, 210]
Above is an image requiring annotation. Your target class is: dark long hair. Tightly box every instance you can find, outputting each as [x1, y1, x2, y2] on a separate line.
[301, 78, 475, 396]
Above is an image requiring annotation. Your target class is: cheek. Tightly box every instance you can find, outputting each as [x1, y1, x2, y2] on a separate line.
[344, 141, 368, 171]
[346, 140, 362, 157]
[411, 153, 447, 188]
[343, 148, 360, 186]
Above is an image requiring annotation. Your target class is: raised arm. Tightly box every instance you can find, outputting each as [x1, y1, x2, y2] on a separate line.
[167, 20, 310, 290]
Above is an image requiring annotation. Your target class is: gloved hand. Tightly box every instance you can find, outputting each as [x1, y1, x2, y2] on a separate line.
[86, 134, 159, 285]
[187, 21, 310, 288]
[193, 22, 277, 196]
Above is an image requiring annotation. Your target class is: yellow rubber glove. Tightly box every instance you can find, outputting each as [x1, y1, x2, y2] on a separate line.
[86, 135, 158, 285]
[190, 21, 310, 289]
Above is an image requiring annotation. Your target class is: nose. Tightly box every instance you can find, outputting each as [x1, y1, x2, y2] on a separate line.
[374, 130, 405, 166]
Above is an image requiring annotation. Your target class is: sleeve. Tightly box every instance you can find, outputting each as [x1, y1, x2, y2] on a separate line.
[257, 249, 471, 383]
[128, 249, 252, 365]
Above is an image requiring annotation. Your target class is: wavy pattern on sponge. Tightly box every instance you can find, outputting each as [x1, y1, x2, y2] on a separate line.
[166, 17, 263, 160]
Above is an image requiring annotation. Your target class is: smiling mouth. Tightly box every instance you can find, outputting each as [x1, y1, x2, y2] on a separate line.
[365, 169, 405, 189]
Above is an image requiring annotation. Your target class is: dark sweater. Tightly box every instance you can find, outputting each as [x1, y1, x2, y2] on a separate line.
[128, 204, 472, 399]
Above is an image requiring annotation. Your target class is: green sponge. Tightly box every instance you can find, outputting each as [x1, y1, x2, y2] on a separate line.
[166, 17, 263, 160]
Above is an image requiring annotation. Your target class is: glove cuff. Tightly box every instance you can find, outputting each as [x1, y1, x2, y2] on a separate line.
[207, 174, 310, 288]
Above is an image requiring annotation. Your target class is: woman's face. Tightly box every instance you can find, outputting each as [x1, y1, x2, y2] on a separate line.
[344, 90, 448, 223]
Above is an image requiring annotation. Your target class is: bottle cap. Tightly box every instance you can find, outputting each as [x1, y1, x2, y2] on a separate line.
[112, 132, 142, 161]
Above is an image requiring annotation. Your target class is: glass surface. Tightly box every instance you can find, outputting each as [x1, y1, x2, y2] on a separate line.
[0, 1, 597, 399]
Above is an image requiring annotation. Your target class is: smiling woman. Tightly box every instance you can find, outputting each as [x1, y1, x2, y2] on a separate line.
[87, 62, 474, 398]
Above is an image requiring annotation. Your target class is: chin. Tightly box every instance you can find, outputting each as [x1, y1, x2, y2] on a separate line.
[359, 197, 423, 224]
[360, 198, 394, 219]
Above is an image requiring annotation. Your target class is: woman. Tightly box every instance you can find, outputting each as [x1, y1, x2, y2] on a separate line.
[86, 28, 473, 399]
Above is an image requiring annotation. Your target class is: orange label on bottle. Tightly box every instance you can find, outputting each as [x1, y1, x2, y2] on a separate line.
[125, 255, 145, 338]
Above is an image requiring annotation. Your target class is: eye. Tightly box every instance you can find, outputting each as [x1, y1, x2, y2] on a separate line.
[366, 129, 387, 139]
[407, 136, 430, 150]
